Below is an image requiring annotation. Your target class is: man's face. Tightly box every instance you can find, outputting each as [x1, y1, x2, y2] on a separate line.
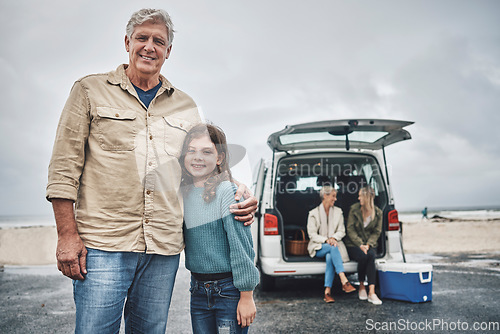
[125, 22, 171, 78]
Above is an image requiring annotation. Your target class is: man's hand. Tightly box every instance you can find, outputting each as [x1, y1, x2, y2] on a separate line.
[56, 233, 87, 280]
[231, 182, 258, 226]
[360, 244, 369, 255]
[52, 199, 87, 280]
[237, 291, 256, 328]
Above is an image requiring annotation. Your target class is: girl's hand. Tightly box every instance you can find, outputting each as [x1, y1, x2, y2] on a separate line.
[237, 291, 256, 328]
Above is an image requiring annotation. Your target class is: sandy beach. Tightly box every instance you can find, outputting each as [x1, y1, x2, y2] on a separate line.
[402, 220, 500, 254]
[0, 226, 57, 265]
[1, 215, 499, 265]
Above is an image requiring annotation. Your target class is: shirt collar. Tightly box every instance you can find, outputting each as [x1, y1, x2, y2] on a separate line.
[107, 64, 175, 96]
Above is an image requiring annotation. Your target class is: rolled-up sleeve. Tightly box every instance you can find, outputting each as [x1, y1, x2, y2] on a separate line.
[46, 81, 90, 202]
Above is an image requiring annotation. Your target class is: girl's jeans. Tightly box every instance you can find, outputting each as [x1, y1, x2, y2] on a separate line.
[190, 276, 249, 334]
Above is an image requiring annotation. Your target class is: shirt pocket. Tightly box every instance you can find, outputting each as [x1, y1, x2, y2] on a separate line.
[163, 116, 191, 158]
[95, 107, 137, 151]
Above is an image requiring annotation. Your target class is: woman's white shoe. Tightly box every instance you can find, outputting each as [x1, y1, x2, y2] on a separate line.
[368, 294, 382, 305]
[358, 289, 368, 300]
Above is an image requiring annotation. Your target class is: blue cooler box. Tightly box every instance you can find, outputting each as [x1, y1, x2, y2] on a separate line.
[377, 262, 432, 303]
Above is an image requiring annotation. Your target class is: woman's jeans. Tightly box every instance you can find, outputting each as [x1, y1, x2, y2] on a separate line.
[73, 248, 179, 334]
[347, 246, 377, 285]
[190, 276, 249, 334]
[315, 243, 345, 288]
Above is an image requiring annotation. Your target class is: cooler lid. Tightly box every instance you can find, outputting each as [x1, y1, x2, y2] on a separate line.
[377, 262, 433, 273]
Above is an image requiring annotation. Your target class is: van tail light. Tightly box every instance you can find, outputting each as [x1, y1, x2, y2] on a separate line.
[387, 209, 400, 231]
[264, 214, 279, 235]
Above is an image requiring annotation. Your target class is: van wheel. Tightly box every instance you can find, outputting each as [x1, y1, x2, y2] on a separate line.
[259, 271, 276, 291]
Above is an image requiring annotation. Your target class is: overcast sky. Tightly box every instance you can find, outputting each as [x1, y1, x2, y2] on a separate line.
[1, 0, 499, 216]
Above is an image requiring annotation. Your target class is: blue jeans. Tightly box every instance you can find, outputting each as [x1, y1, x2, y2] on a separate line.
[190, 276, 249, 334]
[315, 243, 345, 288]
[73, 248, 179, 334]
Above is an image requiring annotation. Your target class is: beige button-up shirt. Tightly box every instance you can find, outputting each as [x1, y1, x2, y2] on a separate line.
[46, 65, 201, 255]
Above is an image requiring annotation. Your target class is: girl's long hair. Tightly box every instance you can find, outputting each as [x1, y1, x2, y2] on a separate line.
[180, 123, 232, 202]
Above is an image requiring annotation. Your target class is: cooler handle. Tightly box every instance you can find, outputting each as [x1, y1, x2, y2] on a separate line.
[419, 271, 432, 283]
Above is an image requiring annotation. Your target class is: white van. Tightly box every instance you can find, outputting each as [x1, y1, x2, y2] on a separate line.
[251, 119, 413, 290]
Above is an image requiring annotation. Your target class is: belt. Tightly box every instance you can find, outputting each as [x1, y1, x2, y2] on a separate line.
[191, 272, 232, 281]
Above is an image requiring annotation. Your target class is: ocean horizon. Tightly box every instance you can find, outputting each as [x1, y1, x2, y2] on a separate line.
[1, 205, 500, 229]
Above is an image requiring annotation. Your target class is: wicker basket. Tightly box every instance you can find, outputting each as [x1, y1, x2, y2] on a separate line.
[285, 229, 309, 256]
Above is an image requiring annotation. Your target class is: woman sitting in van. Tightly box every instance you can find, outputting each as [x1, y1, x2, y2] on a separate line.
[345, 186, 383, 305]
[307, 186, 356, 303]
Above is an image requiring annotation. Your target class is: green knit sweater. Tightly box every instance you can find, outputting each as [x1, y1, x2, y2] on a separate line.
[183, 181, 259, 291]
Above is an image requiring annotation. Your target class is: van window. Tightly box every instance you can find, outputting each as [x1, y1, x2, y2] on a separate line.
[280, 131, 390, 146]
[361, 162, 382, 195]
[275, 155, 388, 235]
[295, 177, 322, 191]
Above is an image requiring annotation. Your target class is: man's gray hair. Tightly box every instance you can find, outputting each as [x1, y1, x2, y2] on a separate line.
[126, 8, 175, 46]
[319, 185, 336, 200]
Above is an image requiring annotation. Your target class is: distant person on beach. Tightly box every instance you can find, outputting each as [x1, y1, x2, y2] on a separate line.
[422, 207, 428, 219]
[181, 123, 259, 333]
[345, 186, 383, 305]
[306, 186, 356, 303]
[46, 8, 256, 333]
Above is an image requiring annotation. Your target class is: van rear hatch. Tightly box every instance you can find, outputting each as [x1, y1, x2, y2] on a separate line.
[268, 119, 413, 151]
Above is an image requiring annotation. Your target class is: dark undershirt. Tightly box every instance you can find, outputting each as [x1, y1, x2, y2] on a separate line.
[132, 81, 162, 108]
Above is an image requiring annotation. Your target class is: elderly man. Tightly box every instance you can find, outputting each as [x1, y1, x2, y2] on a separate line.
[46, 8, 256, 334]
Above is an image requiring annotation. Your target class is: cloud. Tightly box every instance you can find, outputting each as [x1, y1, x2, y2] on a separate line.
[1, 0, 500, 215]
[393, 36, 500, 154]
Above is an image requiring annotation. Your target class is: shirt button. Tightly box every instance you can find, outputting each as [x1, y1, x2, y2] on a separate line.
[115, 113, 120, 117]
[148, 113, 151, 117]
[146, 190, 151, 195]
[149, 135, 153, 140]
[145, 219, 149, 224]
[205, 283, 210, 288]
[148, 162, 153, 166]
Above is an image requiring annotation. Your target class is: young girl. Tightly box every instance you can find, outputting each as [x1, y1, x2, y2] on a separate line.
[180, 123, 259, 334]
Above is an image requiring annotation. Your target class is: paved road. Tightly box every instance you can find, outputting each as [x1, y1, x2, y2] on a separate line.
[1, 252, 499, 333]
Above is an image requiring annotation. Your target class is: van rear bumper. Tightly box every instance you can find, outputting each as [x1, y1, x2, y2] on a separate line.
[260, 257, 358, 277]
